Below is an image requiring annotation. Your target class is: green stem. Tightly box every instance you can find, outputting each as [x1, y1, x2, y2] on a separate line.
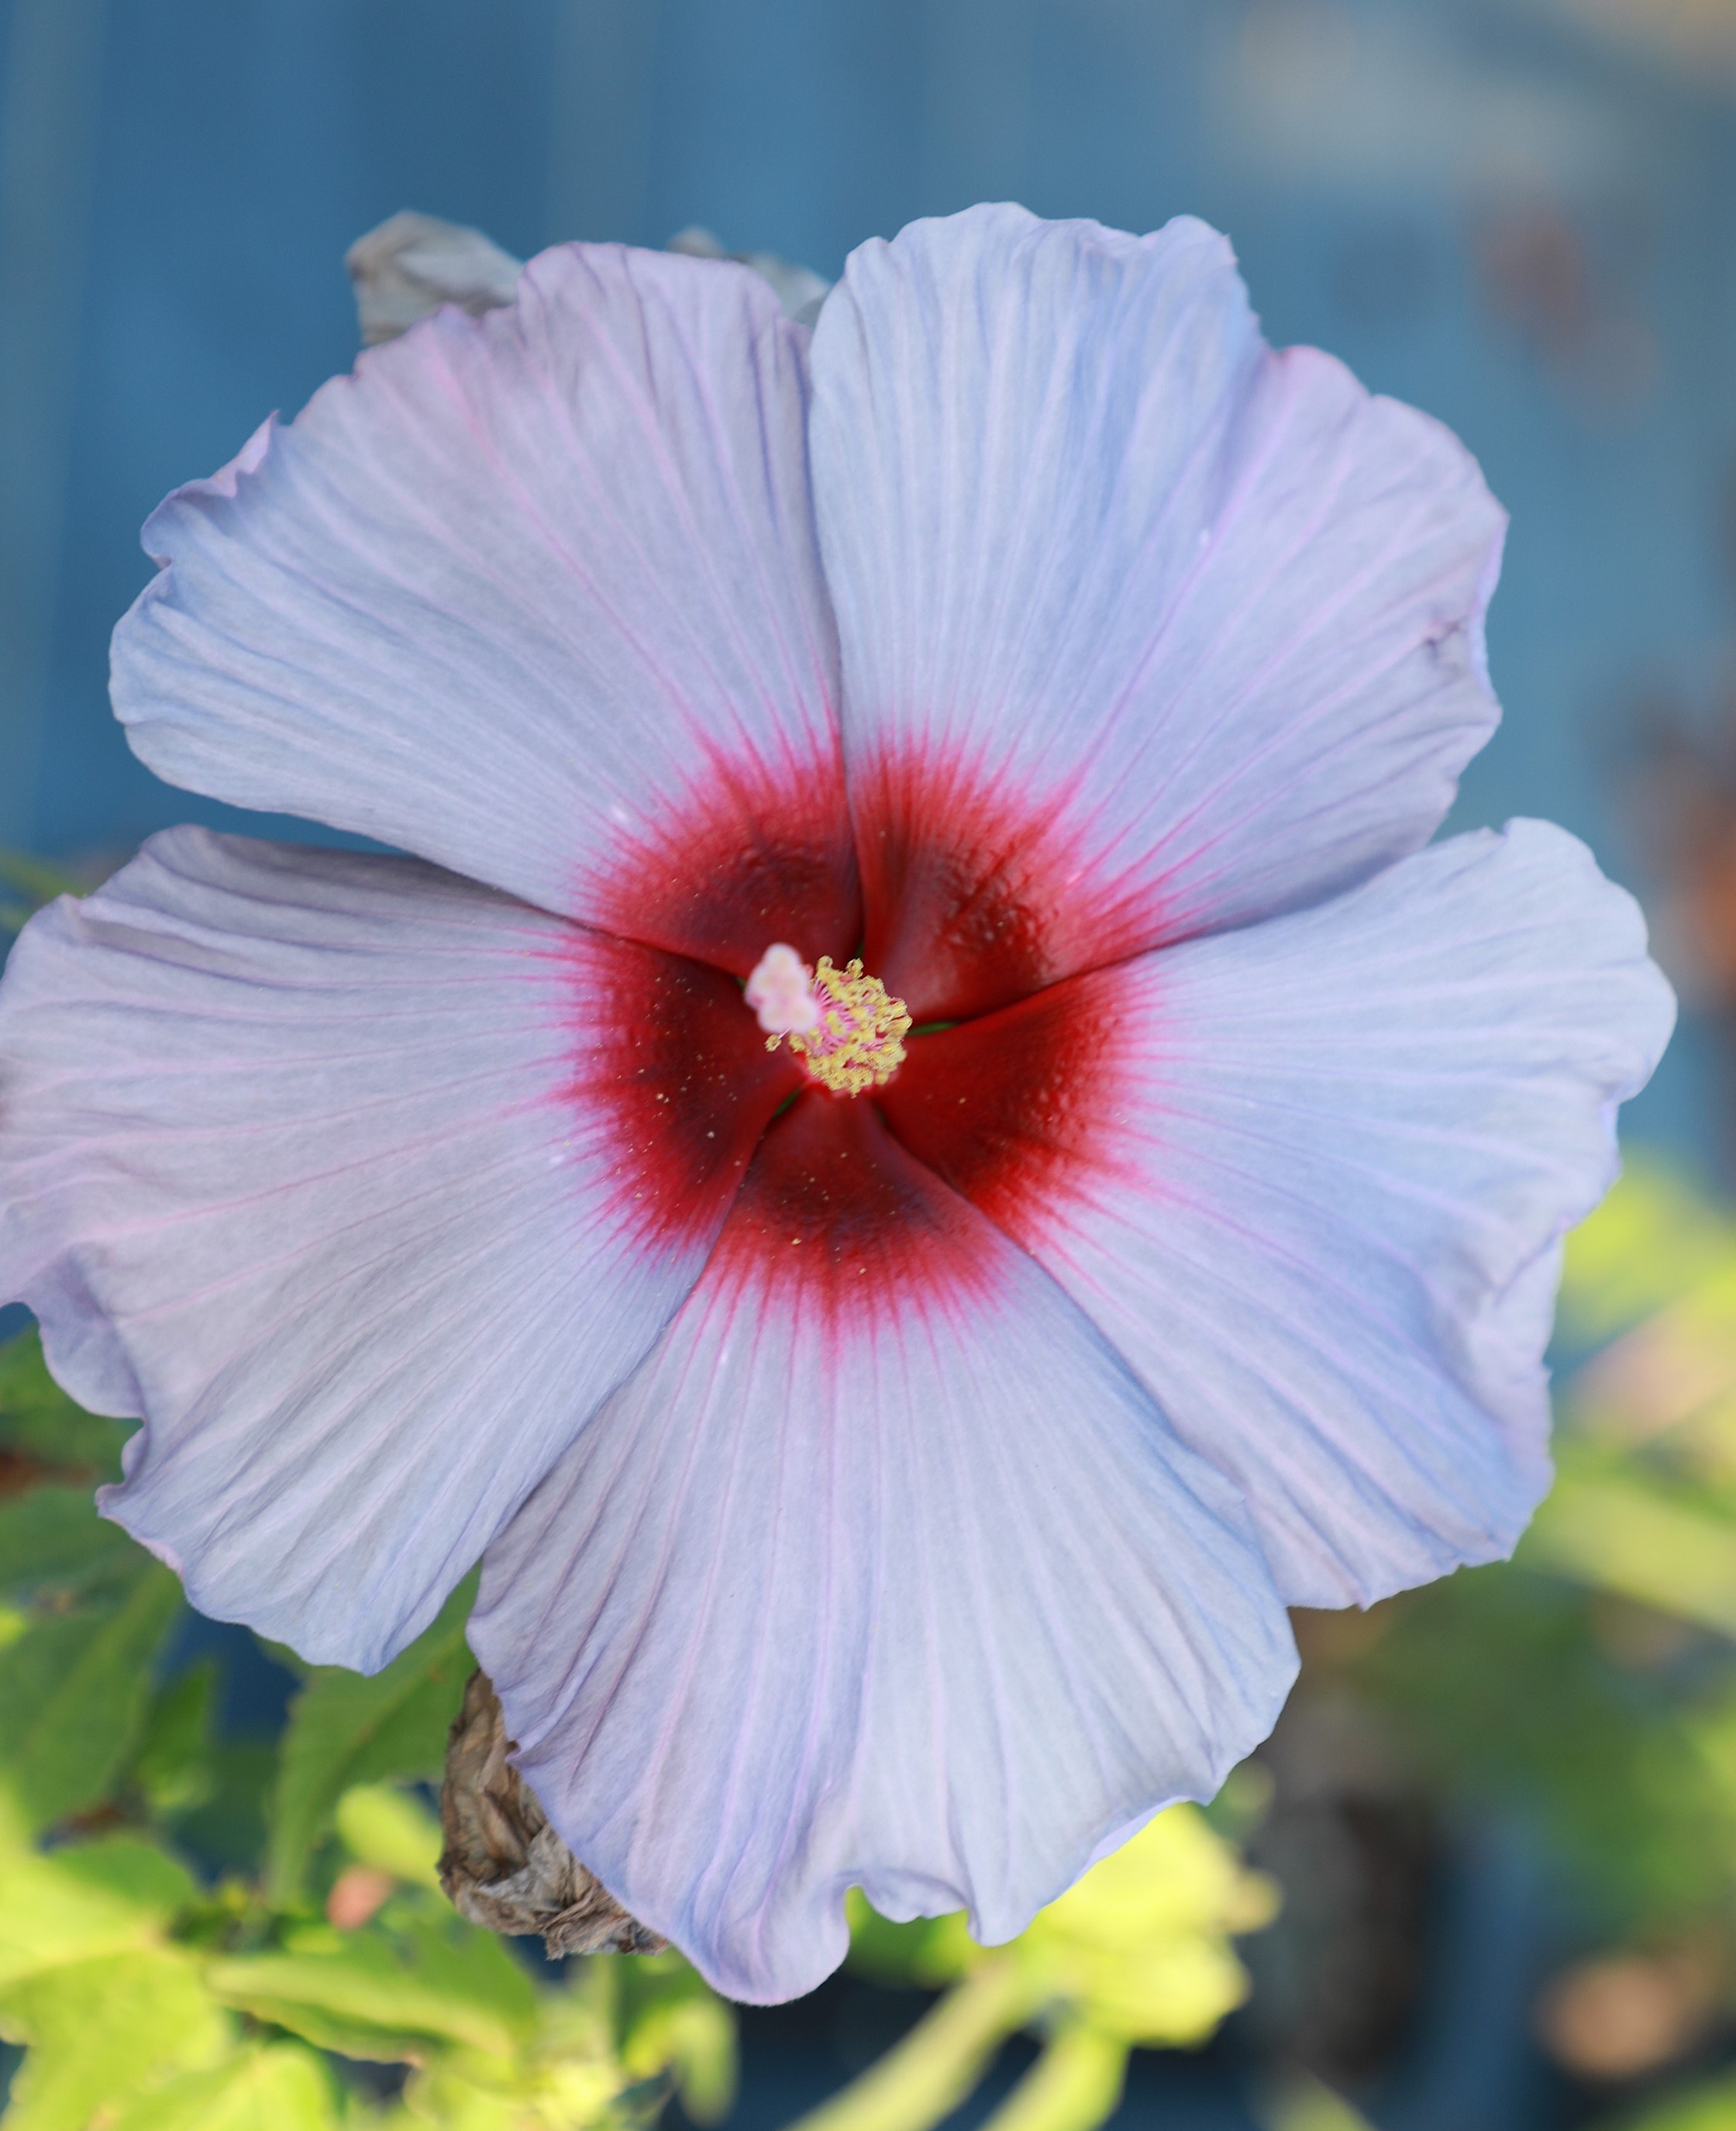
[780, 1958, 1033, 2131]
[978, 2022, 1128, 2131]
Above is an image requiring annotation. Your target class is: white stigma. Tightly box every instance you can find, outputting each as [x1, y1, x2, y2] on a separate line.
[745, 943, 821, 1036]
[746, 942, 912, 1096]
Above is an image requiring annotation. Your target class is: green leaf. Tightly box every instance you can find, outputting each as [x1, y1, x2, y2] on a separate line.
[0, 1835, 197, 1988]
[0, 1330, 127, 1479]
[194, 1987, 434, 2070]
[0, 1947, 232, 2131]
[398, 2060, 526, 2130]
[1558, 1159, 1736, 1353]
[133, 1660, 219, 1816]
[105, 2043, 343, 2131]
[617, 1956, 738, 2125]
[336, 1783, 443, 1888]
[846, 1894, 974, 1988]
[1525, 1462, 1736, 1637]
[0, 1559, 184, 1832]
[36, 1832, 198, 1915]
[1020, 1806, 1270, 2047]
[268, 1578, 475, 1902]
[170, 1739, 277, 1878]
[0, 1483, 136, 1594]
[1347, 1563, 1736, 1929]
[208, 1910, 536, 2064]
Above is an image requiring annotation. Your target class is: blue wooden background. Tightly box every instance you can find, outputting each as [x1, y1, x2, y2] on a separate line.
[0, 0, 1728, 1153]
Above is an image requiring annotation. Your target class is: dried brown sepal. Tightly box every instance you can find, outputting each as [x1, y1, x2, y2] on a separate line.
[345, 210, 522, 346]
[439, 1668, 665, 1957]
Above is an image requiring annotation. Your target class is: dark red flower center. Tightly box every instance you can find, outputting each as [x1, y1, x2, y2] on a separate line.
[571, 745, 1138, 1322]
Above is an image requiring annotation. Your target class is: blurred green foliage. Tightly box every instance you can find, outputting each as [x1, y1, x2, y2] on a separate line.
[1304, 1157, 1736, 2124]
[818, 1809, 1276, 2131]
[1339, 1160, 1736, 1937]
[267, 1584, 474, 1907]
[1625, 2081, 1736, 2131]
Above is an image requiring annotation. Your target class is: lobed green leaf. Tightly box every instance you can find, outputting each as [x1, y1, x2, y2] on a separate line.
[0, 1947, 232, 2131]
[335, 1783, 443, 1889]
[268, 1580, 474, 1904]
[0, 1560, 183, 1833]
[0, 1833, 198, 1990]
[0, 1484, 137, 1593]
[208, 1910, 535, 2066]
[131, 1659, 220, 1818]
[0, 1332, 127, 1481]
[104, 2043, 343, 2131]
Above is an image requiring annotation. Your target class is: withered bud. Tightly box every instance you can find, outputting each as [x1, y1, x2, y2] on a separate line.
[666, 226, 832, 322]
[439, 1668, 664, 1957]
[346, 211, 524, 346]
[346, 213, 830, 352]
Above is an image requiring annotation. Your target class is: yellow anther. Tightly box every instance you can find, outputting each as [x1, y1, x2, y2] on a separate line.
[766, 956, 911, 1096]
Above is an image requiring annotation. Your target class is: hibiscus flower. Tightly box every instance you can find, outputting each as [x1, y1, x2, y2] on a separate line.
[0, 205, 1672, 2003]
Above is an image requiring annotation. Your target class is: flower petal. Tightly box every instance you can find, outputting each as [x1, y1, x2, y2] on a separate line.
[470, 1093, 1295, 2004]
[811, 205, 1506, 1019]
[0, 829, 791, 1667]
[112, 246, 854, 964]
[879, 820, 1675, 1606]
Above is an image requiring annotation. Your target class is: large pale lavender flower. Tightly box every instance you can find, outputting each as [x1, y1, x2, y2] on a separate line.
[0, 206, 1672, 2002]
